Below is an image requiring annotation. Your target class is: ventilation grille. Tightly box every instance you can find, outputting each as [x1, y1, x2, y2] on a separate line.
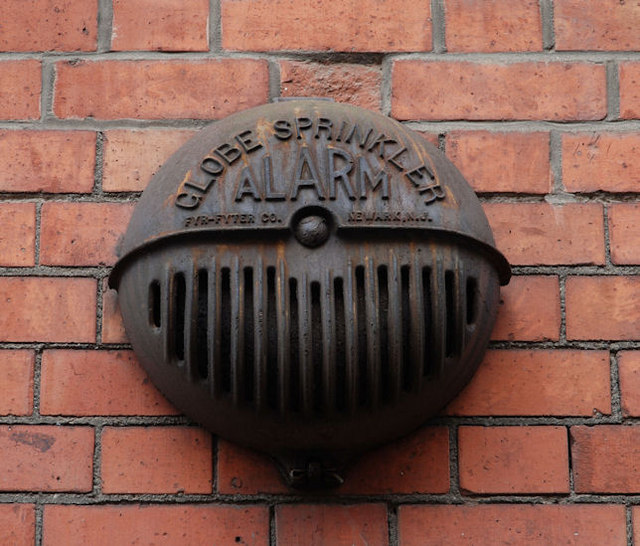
[147, 254, 479, 416]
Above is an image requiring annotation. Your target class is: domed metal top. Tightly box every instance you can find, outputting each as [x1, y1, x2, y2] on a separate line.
[111, 99, 509, 288]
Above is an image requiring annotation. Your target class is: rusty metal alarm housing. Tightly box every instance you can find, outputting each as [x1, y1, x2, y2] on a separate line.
[109, 100, 510, 488]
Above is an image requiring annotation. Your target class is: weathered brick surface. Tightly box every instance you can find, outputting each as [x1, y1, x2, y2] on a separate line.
[102, 129, 196, 192]
[0, 504, 35, 546]
[0, 131, 96, 193]
[43, 505, 269, 546]
[0, 350, 34, 417]
[0, 278, 96, 342]
[562, 132, 640, 193]
[218, 426, 449, 495]
[398, 504, 626, 545]
[566, 276, 640, 340]
[40, 350, 177, 416]
[0, 425, 93, 492]
[280, 61, 382, 111]
[459, 426, 569, 494]
[555, 0, 640, 51]
[54, 60, 269, 120]
[0, 202, 35, 266]
[40, 202, 134, 266]
[221, 0, 431, 52]
[445, 0, 542, 52]
[276, 504, 389, 546]
[101, 427, 212, 493]
[0, 61, 41, 120]
[111, 0, 209, 52]
[484, 203, 605, 266]
[217, 440, 288, 495]
[572, 425, 640, 493]
[338, 426, 449, 495]
[491, 276, 561, 341]
[609, 204, 640, 265]
[101, 282, 129, 344]
[447, 350, 611, 417]
[620, 63, 640, 119]
[392, 61, 607, 121]
[446, 131, 551, 193]
[619, 352, 640, 417]
[0, 0, 96, 52]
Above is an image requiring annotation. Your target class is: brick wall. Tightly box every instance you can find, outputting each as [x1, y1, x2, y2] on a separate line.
[0, 1, 639, 544]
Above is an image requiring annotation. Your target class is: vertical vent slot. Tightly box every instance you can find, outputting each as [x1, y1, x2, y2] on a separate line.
[149, 280, 161, 328]
[195, 270, 208, 379]
[173, 273, 186, 362]
[445, 270, 457, 357]
[400, 265, 412, 390]
[355, 265, 368, 407]
[334, 277, 346, 412]
[220, 267, 231, 393]
[243, 267, 255, 403]
[466, 276, 478, 325]
[266, 266, 278, 409]
[377, 265, 390, 403]
[422, 266, 432, 377]
[288, 278, 300, 412]
[311, 281, 323, 413]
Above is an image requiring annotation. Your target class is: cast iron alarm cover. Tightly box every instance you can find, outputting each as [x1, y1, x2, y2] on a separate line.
[109, 99, 510, 488]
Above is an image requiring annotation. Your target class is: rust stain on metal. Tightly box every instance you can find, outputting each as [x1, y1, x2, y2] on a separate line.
[109, 100, 510, 489]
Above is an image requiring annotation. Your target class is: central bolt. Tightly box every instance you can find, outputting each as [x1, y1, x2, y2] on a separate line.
[293, 214, 330, 247]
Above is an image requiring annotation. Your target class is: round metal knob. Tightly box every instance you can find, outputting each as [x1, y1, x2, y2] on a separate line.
[293, 213, 330, 247]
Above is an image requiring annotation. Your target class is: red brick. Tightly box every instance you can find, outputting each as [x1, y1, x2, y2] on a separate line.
[0, 350, 34, 416]
[556, 0, 640, 51]
[103, 129, 196, 192]
[218, 426, 449, 495]
[0, 0, 96, 52]
[339, 426, 449, 495]
[217, 440, 288, 494]
[491, 276, 561, 341]
[102, 282, 128, 344]
[562, 132, 640, 193]
[40, 202, 134, 266]
[459, 426, 569, 494]
[392, 61, 606, 121]
[446, 131, 551, 193]
[276, 504, 388, 546]
[0, 277, 96, 342]
[0, 131, 96, 193]
[609, 204, 640, 265]
[40, 350, 177, 416]
[485, 203, 605, 266]
[572, 425, 640, 493]
[221, 0, 431, 52]
[101, 427, 212, 493]
[43, 504, 269, 546]
[445, 0, 542, 52]
[566, 276, 640, 340]
[0, 504, 35, 546]
[447, 350, 611, 417]
[280, 61, 381, 111]
[0, 61, 41, 120]
[0, 203, 35, 266]
[54, 59, 269, 120]
[620, 63, 640, 119]
[398, 504, 626, 546]
[0, 425, 93, 492]
[112, 0, 209, 52]
[619, 352, 640, 417]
